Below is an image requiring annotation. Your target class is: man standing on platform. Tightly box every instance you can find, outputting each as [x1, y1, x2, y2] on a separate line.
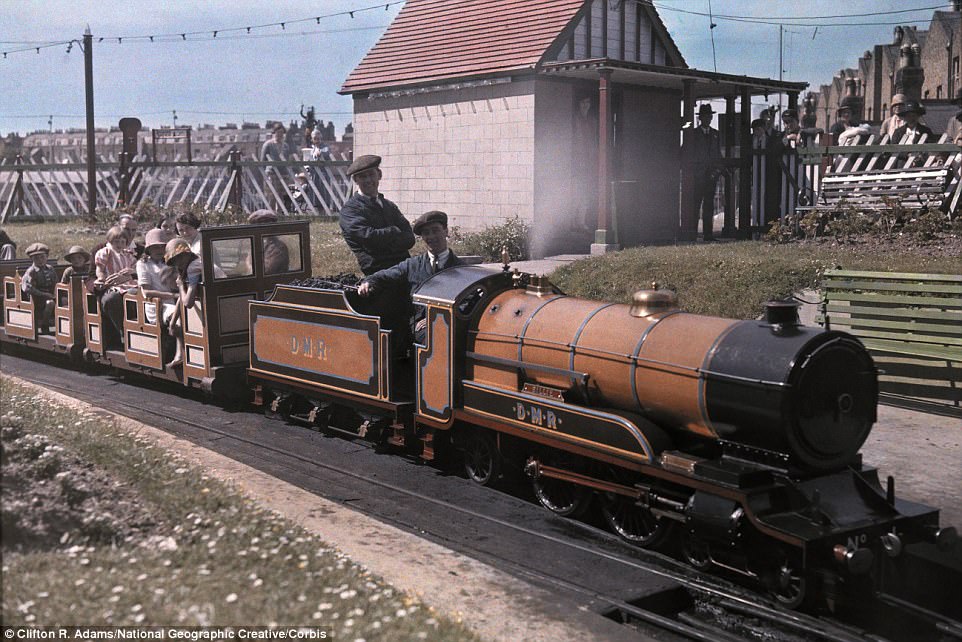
[339, 154, 415, 275]
[682, 104, 722, 241]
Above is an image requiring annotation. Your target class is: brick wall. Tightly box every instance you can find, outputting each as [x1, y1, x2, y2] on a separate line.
[352, 81, 536, 232]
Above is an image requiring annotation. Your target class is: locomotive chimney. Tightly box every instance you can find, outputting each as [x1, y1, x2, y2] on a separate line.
[765, 300, 800, 333]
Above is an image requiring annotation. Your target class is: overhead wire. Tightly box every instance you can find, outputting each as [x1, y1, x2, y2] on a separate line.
[2, 1, 401, 58]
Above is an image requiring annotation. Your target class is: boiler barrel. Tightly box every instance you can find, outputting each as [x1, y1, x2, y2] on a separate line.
[469, 290, 877, 470]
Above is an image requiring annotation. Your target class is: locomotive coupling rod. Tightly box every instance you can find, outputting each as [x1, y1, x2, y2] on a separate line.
[523, 458, 640, 498]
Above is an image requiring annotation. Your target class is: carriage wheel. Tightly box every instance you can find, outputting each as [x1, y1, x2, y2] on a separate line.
[532, 474, 591, 517]
[462, 430, 501, 486]
[771, 558, 809, 610]
[601, 492, 670, 547]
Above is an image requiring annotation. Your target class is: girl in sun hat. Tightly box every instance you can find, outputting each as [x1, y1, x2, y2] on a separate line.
[137, 228, 177, 327]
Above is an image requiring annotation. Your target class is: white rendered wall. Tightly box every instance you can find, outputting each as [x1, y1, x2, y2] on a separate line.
[352, 81, 536, 232]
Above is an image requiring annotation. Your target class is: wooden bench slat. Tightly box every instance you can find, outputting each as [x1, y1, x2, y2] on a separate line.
[834, 327, 962, 347]
[860, 338, 962, 361]
[824, 316, 962, 336]
[825, 303, 962, 322]
[824, 292, 962, 310]
[824, 270, 962, 283]
[822, 280, 962, 295]
[823, 172, 948, 183]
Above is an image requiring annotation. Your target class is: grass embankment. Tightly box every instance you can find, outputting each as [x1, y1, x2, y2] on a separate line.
[552, 242, 962, 320]
[5, 219, 959, 320]
[0, 378, 479, 639]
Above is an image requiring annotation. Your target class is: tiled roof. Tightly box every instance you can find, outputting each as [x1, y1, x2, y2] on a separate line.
[340, 0, 587, 94]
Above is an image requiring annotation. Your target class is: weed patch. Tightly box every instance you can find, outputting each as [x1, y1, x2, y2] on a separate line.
[0, 378, 478, 639]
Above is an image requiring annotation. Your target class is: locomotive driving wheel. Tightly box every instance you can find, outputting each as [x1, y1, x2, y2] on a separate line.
[528, 457, 591, 517]
[599, 468, 670, 547]
[682, 533, 712, 569]
[462, 429, 501, 486]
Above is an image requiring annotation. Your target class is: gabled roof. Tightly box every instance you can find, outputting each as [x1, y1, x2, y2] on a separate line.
[340, 0, 588, 94]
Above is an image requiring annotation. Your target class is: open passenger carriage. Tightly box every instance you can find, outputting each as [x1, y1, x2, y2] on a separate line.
[1, 220, 311, 397]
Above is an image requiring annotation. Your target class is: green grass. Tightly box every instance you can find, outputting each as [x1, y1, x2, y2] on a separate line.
[0, 377, 479, 639]
[551, 241, 962, 320]
[5, 219, 958, 320]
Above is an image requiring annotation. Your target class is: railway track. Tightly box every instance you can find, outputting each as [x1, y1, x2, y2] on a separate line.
[3, 351, 959, 642]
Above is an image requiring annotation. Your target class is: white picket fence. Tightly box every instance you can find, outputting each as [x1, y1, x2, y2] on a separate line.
[0, 152, 353, 222]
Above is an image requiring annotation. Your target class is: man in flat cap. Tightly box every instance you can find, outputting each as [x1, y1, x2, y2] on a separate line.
[358, 210, 461, 345]
[339, 154, 415, 276]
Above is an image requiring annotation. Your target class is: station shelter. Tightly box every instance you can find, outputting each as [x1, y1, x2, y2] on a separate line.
[340, 0, 808, 255]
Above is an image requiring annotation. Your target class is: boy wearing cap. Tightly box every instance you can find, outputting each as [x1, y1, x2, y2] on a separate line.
[60, 245, 95, 293]
[880, 94, 907, 139]
[22, 243, 57, 332]
[339, 154, 415, 275]
[358, 210, 461, 345]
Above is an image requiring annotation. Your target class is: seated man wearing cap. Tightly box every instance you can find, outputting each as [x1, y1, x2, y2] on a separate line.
[357, 210, 461, 346]
[21, 242, 57, 333]
[338, 154, 415, 276]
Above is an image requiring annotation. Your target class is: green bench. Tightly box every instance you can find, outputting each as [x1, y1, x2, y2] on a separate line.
[820, 269, 962, 409]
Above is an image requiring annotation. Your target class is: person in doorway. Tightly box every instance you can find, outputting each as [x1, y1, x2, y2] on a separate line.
[358, 210, 462, 345]
[682, 104, 722, 241]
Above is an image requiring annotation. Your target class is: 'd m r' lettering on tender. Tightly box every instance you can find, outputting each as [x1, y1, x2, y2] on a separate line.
[515, 402, 561, 429]
[290, 334, 328, 361]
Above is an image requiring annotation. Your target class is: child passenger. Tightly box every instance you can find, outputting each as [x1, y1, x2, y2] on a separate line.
[136, 229, 177, 328]
[21, 242, 57, 333]
[60, 245, 94, 292]
[163, 237, 202, 369]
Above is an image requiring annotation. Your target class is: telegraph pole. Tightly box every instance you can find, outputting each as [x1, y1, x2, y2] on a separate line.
[778, 24, 784, 115]
[83, 26, 97, 221]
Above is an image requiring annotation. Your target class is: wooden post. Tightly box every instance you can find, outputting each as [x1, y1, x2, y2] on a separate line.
[723, 94, 736, 237]
[229, 149, 243, 209]
[788, 92, 799, 112]
[593, 69, 618, 251]
[679, 80, 695, 240]
[118, 151, 129, 205]
[83, 28, 97, 221]
[738, 86, 752, 238]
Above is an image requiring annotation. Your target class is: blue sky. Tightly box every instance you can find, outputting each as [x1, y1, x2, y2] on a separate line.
[0, 0, 955, 136]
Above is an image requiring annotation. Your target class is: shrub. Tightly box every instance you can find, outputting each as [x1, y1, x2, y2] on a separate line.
[450, 216, 530, 261]
[91, 202, 247, 230]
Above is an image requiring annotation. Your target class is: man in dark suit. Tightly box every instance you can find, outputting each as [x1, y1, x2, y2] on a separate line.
[683, 104, 722, 241]
[358, 210, 462, 345]
[339, 154, 416, 275]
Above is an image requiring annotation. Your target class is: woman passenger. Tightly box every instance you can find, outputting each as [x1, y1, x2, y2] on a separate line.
[156, 213, 177, 235]
[94, 226, 137, 350]
[175, 211, 202, 256]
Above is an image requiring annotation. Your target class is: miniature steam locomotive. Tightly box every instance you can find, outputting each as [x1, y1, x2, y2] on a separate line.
[2, 220, 956, 609]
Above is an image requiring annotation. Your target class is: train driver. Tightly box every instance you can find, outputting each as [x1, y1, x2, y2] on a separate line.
[357, 210, 462, 344]
[338, 154, 415, 276]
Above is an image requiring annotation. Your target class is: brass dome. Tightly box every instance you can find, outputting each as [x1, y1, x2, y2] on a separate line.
[629, 283, 678, 317]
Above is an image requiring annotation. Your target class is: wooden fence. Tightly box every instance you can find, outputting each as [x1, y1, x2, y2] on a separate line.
[750, 131, 962, 230]
[0, 152, 353, 222]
